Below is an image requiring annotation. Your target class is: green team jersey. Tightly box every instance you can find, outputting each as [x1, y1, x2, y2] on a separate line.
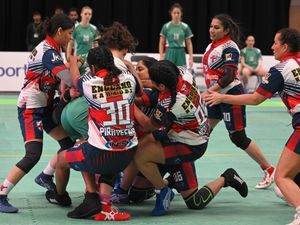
[240, 47, 262, 68]
[73, 23, 99, 56]
[160, 21, 193, 48]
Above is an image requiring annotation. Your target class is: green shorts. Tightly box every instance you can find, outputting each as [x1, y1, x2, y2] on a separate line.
[164, 47, 186, 66]
[61, 97, 88, 141]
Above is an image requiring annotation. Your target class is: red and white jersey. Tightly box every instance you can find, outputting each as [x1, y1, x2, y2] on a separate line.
[77, 69, 141, 151]
[151, 67, 209, 145]
[257, 53, 300, 115]
[202, 36, 241, 93]
[18, 35, 69, 108]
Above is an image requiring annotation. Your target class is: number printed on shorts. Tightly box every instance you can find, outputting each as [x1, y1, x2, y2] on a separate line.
[100, 99, 131, 126]
[223, 112, 231, 122]
[173, 171, 183, 182]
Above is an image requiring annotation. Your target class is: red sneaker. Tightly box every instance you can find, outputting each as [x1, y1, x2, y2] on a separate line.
[255, 166, 275, 189]
[94, 202, 131, 221]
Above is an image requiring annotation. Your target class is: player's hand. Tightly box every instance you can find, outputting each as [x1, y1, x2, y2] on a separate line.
[69, 87, 80, 98]
[203, 90, 223, 106]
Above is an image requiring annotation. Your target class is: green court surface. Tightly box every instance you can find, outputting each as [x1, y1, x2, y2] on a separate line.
[0, 94, 295, 225]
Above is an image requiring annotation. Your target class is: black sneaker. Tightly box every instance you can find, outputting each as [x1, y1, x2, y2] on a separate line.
[221, 168, 248, 198]
[67, 192, 101, 219]
[45, 190, 72, 206]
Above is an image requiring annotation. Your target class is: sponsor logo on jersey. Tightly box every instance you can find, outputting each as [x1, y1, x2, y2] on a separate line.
[51, 53, 62, 63]
[292, 68, 300, 82]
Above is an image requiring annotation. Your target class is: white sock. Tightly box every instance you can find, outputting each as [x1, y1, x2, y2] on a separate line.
[43, 163, 55, 176]
[0, 179, 14, 195]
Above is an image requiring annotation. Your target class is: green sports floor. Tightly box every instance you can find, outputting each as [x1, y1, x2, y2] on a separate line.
[0, 94, 295, 225]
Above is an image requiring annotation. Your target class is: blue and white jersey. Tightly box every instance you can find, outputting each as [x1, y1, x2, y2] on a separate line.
[202, 36, 241, 93]
[151, 68, 209, 145]
[18, 35, 70, 108]
[257, 53, 300, 115]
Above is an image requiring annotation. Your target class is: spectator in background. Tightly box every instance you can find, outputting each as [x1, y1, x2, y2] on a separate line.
[159, 3, 194, 68]
[26, 11, 44, 51]
[68, 8, 78, 24]
[54, 6, 64, 15]
[240, 35, 268, 87]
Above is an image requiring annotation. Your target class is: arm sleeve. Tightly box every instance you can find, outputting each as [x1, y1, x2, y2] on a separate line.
[42, 49, 73, 87]
[185, 25, 194, 39]
[256, 67, 284, 98]
[217, 47, 239, 88]
[151, 101, 176, 128]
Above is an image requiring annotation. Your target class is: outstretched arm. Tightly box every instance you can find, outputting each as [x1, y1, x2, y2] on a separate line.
[204, 91, 267, 106]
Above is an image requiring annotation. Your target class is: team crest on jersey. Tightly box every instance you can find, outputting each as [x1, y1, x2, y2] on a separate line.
[292, 68, 300, 82]
[225, 53, 232, 61]
[262, 73, 271, 84]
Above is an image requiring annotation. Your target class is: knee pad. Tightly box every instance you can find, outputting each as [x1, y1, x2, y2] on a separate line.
[229, 129, 251, 150]
[16, 141, 43, 173]
[128, 186, 155, 203]
[57, 137, 75, 152]
[98, 174, 118, 188]
[184, 186, 214, 210]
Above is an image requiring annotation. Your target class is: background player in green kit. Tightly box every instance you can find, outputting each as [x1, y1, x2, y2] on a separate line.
[66, 6, 99, 59]
[240, 35, 268, 86]
[159, 3, 194, 68]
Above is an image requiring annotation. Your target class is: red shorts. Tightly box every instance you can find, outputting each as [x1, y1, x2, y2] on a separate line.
[18, 106, 56, 142]
[286, 129, 300, 155]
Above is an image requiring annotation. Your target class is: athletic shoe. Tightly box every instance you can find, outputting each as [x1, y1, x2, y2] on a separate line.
[151, 186, 175, 216]
[221, 168, 248, 198]
[255, 166, 275, 189]
[45, 190, 72, 206]
[35, 172, 56, 192]
[286, 212, 300, 225]
[0, 195, 18, 213]
[94, 202, 131, 221]
[111, 184, 129, 204]
[67, 192, 101, 218]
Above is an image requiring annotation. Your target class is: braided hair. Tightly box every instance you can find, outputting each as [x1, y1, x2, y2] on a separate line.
[87, 46, 121, 82]
[148, 60, 179, 109]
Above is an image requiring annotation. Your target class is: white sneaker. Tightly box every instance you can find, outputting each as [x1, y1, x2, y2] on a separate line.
[286, 212, 300, 225]
[255, 166, 275, 189]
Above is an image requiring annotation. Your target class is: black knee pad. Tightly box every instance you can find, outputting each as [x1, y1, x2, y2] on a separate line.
[128, 186, 155, 203]
[184, 186, 214, 210]
[98, 174, 118, 188]
[229, 129, 251, 150]
[16, 141, 43, 173]
[57, 137, 75, 153]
